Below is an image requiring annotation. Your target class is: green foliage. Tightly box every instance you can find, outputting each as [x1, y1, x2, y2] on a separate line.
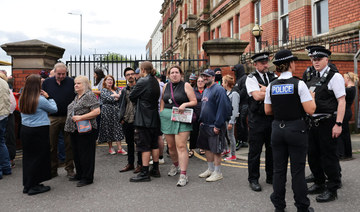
[101, 52, 129, 61]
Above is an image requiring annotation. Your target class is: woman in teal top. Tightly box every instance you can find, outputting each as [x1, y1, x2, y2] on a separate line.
[20, 74, 57, 196]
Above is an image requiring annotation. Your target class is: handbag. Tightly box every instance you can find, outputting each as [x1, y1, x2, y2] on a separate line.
[170, 82, 196, 123]
[73, 111, 92, 133]
[76, 120, 92, 133]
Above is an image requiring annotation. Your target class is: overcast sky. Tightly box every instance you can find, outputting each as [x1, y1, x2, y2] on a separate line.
[0, 0, 164, 66]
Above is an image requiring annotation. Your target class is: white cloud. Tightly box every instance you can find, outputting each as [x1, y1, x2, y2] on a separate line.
[0, 0, 163, 63]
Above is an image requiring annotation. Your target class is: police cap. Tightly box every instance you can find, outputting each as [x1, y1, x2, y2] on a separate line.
[251, 52, 270, 63]
[309, 47, 331, 58]
[272, 49, 298, 66]
[305, 45, 325, 56]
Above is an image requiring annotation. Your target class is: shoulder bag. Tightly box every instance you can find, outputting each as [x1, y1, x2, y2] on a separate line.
[73, 111, 92, 133]
[170, 82, 196, 123]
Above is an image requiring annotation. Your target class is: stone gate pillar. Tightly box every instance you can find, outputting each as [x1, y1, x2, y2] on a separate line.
[202, 38, 249, 77]
[1, 39, 65, 92]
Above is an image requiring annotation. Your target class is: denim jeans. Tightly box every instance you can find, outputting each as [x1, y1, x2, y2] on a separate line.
[225, 121, 236, 156]
[0, 117, 11, 177]
[57, 131, 65, 162]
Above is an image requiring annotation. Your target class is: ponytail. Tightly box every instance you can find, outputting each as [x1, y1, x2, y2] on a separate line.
[275, 62, 290, 73]
[150, 68, 156, 76]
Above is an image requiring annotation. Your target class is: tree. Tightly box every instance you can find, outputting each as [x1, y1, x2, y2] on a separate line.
[101, 52, 129, 61]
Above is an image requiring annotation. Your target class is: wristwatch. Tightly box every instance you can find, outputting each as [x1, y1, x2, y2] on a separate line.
[335, 122, 342, 127]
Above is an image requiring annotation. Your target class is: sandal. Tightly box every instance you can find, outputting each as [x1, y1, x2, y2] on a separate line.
[188, 150, 194, 158]
[199, 149, 205, 155]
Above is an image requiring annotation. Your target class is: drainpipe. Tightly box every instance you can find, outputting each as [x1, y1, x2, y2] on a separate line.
[354, 30, 360, 130]
[354, 49, 360, 130]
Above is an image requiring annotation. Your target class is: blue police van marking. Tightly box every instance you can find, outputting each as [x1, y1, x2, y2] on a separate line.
[272, 84, 294, 95]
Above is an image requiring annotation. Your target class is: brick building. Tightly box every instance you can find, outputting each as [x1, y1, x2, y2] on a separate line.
[160, 0, 360, 77]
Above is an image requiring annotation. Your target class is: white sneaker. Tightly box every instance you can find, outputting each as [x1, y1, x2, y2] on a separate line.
[168, 164, 180, 176]
[198, 169, 213, 178]
[206, 171, 223, 182]
[176, 174, 188, 187]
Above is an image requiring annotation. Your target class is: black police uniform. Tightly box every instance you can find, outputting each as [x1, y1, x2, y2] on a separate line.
[303, 63, 339, 83]
[302, 66, 316, 83]
[247, 71, 276, 184]
[269, 77, 310, 211]
[305, 67, 342, 192]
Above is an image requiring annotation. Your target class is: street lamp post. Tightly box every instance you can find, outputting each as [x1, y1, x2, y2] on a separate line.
[68, 12, 82, 56]
[252, 19, 263, 52]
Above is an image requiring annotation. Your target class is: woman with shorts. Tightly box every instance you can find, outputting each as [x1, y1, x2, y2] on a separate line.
[160, 65, 197, 187]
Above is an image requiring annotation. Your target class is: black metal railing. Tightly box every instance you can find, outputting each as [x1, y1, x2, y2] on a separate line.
[66, 54, 208, 86]
[242, 32, 360, 65]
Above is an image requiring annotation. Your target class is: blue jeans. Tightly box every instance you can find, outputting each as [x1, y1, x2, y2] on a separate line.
[0, 117, 11, 177]
[58, 131, 65, 162]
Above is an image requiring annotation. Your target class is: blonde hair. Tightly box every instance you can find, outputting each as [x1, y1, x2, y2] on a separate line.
[344, 72, 359, 83]
[222, 74, 235, 88]
[74, 75, 91, 91]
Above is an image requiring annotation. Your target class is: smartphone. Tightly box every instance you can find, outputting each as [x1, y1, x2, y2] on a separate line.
[309, 86, 316, 92]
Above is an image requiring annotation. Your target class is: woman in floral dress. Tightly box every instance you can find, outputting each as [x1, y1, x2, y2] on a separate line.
[99, 75, 126, 155]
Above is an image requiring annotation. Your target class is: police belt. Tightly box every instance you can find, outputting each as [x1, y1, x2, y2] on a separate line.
[307, 114, 334, 127]
[274, 118, 305, 129]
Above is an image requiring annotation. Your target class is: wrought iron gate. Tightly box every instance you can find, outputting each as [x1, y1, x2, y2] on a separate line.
[66, 54, 208, 86]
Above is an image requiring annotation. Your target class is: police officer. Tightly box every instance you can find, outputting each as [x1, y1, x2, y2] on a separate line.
[264, 49, 316, 212]
[305, 46, 345, 202]
[302, 46, 341, 184]
[245, 52, 276, 191]
[303, 45, 339, 84]
[302, 45, 325, 84]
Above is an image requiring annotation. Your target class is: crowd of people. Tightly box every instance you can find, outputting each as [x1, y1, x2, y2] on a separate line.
[0, 45, 357, 211]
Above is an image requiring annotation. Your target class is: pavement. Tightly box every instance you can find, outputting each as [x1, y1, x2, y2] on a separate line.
[235, 133, 360, 161]
[1, 135, 360, 211]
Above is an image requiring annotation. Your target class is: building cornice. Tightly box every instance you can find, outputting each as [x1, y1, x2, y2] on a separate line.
[195, 18, 210, 31]
[208, 0, 240, 24]
[160, 0, 171, 14]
